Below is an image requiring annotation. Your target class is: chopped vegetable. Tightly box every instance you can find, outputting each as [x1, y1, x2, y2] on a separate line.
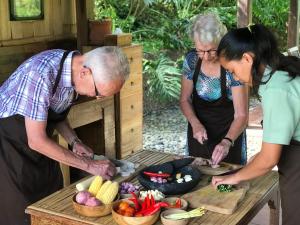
[139, 190, 165, 201]
[120, 182, 140, 194]
[217, 184, 233, 192]
[164, 207, 205, 220]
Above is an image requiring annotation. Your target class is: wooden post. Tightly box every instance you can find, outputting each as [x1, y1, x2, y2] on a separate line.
[237, 0, 252, 28]
[58, 135, 70, 187]
[288, 0, 300, 48]
[75, 0, 88, 51]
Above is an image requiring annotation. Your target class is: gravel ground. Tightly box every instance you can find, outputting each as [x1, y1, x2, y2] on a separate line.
[143, 98, 263, 160]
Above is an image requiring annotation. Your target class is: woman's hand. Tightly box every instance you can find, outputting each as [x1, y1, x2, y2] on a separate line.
[211, 139, 231, 165]
[73, 142, 94, 158]
[192, 123, 208, 144]
[87, 159, 116, 180]
[212, 174, 240, 188]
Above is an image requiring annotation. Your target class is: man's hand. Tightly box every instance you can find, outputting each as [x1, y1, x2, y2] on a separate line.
[211, 139, 231, 165]
[87, 160, 116, 180]
[73, 142, 94, 158]
[192, 123, 207, 144]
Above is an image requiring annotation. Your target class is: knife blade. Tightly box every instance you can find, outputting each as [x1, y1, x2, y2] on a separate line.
[218, 167, 242, 176]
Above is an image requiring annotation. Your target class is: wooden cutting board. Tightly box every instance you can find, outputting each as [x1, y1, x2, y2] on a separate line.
[197, 162, 242, 176]
[182, 183, 249, 214]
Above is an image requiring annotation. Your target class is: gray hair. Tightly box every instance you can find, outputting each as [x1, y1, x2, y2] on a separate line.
[190, 12, 227, 46]
[83, 46, 130, 83]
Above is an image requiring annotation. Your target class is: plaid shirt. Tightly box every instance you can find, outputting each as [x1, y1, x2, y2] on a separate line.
[0, 49, 78, 121]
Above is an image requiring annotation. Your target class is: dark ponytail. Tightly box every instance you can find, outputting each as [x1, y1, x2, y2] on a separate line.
[217, 24, 300, 97]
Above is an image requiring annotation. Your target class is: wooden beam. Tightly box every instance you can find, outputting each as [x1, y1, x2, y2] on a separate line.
[75, 0, 88, 51]
[288, 0, 300, 48]
[237, 0, 252, 28]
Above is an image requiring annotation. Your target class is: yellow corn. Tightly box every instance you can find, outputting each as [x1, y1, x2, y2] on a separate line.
[99, 182, 119, 204]
[88, 176, 103, 196]
[96, 180, 112, 200]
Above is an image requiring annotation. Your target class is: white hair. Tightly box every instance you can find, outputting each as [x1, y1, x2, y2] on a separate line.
[83, 46, 130, 83]
[190, 12, 227, 45]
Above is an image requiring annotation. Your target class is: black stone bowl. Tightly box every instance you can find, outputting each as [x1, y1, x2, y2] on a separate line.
[138, 164, 201, 195]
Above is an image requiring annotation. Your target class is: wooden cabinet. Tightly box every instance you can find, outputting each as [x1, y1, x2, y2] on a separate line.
[116, 45, 143, 158]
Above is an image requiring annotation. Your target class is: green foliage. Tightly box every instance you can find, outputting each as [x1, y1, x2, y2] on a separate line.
[143, 54, 182, 101]
[252, 0, 289, 50]
[93, 0, 289, 104]
[13, 0, 42, 17]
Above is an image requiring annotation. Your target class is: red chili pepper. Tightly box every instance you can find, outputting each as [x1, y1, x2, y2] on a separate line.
[143, 171, 171, 178]
[130, 192, 140, 211]
[141, 202, 170, 216]
[150, 194, 155, 206]
[175, 198, 181, 208]
[146, 194, 151, 208]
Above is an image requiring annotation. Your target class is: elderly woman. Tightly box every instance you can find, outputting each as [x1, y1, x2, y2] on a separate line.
[180, 13, 248, 165]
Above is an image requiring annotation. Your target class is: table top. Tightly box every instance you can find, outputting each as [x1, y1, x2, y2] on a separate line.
[26, 150, 279, 225]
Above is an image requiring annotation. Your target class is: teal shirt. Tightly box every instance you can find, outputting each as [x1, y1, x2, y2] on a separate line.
[259, 67, 300, 145]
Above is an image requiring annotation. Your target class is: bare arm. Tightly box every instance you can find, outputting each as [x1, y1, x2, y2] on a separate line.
[180, 76, 207, 143]
[212, 142, 282, 187]
[25, 117, 115, 179]
[55, 119, 94, 158]
[55, 119, 78, 145]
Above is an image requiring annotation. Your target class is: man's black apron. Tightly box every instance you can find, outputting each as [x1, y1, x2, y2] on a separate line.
[0, 51, 72, 225]
[187, 59, 243, 164]
[278, 140, 300, 225]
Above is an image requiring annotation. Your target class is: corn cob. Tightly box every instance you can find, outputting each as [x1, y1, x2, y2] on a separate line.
[96, 180, 112, 200]
[98, 181, 119, 204]
[88, 176, 103, 196]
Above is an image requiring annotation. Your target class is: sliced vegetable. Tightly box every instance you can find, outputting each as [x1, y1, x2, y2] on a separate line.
[143, 171, 171, 178]
[164, 207, 205, 220]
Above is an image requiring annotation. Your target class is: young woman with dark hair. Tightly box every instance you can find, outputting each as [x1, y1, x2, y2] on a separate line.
[212, 24, 300, 225]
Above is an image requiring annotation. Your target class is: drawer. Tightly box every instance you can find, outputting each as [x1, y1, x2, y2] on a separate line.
[120, 92, 143, 123]
[120, 123, 143, 158]
[120, 73, 143, 98]
[122, 45, 143, 75]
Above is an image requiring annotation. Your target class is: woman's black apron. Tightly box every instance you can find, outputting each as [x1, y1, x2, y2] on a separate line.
[187, 59, 243, 164]
[278, 140, 300, 225]
[0, 51, 71, 225]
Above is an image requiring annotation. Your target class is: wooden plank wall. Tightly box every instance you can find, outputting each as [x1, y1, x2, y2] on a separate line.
[0, 0, 93, 84]
[0, 0, 77, 45]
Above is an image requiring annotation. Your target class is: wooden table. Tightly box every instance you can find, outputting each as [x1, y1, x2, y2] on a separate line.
[26, 150, 280, 225]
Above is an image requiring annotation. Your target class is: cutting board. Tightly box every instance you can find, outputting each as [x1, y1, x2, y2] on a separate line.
[182, 183, 249, 214]
[197, 162, 242, 176]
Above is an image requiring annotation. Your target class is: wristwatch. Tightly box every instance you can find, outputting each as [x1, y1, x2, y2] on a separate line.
[70, 137, 82, 149]
[223, 137, 234, 147]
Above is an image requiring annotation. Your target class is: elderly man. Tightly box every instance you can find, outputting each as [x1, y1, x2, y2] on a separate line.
[0, 46, 130, 225]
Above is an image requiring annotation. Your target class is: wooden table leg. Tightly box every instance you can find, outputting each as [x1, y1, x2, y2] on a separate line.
[58, 134, 70, 187]
[268, 185, 280, 225]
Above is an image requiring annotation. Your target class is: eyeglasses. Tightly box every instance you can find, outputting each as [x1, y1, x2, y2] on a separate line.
[92, 75, 101, 97]
[84, 65, 102, 98]
[196, 49, 217, 56]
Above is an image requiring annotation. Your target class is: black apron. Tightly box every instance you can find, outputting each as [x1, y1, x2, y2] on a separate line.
[0, 51, 72, 225]
[278, 140, 300, 225]
[187, 59, 243, 164]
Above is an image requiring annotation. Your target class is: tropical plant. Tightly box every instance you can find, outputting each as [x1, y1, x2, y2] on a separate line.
[252, 0, 289, 50]
[143, 54, 182, 101]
